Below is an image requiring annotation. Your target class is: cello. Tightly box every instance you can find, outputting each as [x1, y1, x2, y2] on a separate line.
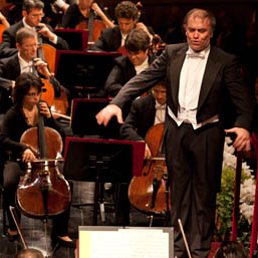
[16, 101, 71, 218]
[128, 123, 171, 215]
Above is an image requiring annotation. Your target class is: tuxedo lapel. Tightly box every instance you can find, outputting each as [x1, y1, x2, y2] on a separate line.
[198, 47, 221, 110]
[170, 46, 187, 111]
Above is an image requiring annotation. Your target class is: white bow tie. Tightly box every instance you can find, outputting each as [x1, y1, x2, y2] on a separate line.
[186, 51, 205, 59]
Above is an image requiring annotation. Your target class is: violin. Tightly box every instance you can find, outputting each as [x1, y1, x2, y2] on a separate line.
[16, 102, 71, 218]
[128, 123, 171, 214]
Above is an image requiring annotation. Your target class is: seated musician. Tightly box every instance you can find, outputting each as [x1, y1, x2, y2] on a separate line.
[120, 81, 167, 159]
[61, 0, 114, 29]
[0, 0, 69, 59]
[0, 27, 62, 115]
[0, 72, 73, 246]
[89, 0, 154, 52]
[105, 29, 156, 97]
[113, 81, 166, 226]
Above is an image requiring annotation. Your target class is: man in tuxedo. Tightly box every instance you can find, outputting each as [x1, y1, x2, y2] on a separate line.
[120, 81, 166, 159]
[89, 1, 153, 52]
[0, 27, 61, 114]
[95, 8, 254, 258]
[0, 0, 68, 58]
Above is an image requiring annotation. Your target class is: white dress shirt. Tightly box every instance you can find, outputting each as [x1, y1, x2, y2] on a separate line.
[134, 57, 149, 75]
[168, 45, 219, 130]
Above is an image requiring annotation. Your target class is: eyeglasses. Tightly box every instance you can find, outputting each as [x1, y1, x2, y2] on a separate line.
[26, 92, 40, 97]
[22, 43, 38, 50]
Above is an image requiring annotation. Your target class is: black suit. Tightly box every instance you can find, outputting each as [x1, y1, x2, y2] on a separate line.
[0, 54, 61, 113]
[120, 94, 156, 141]
[105, 54, 156, 97]
[89, 26, 123, 52]
[111, 43, 254, 258]
[0, 20, 69, 58]
[89, 25, 155, 52]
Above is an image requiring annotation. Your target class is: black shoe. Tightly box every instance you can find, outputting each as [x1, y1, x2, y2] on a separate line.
[51, 235, 76, 249]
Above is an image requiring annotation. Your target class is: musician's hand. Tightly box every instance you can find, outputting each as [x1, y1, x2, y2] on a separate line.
[225, 127, 251, 151]
[96, 104, 123, 126]
[91, 2, 103, 16]
[39, 102, 51, 119]
[33, 58, 51, 79]
[144, 143, 152, 160]
[22, 148, 36, 163]
[37, 23, 56, 42]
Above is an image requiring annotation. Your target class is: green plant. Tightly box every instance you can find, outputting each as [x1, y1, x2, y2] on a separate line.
[215, 163, 254, 251]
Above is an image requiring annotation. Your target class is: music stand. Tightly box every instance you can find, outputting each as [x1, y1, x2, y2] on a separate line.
[53, 28, 89, 51]
[63, 137, 145, 225]
[70, 98, 120, 138]
[55, 50, 121, 98]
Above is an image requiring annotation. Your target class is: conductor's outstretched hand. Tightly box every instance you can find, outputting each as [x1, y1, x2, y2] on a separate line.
[96, 104, 123, 126]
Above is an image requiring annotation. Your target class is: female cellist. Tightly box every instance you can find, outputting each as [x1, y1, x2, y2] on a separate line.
[61, 0, 114, 31]
[0, 72, 73, 247]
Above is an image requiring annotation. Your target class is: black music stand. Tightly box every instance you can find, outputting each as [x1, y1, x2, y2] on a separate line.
[63, 137, 145, 225]
[70, 98, 121, 139]
[55, 50, 121, 98]
[53, 28, 89, 51]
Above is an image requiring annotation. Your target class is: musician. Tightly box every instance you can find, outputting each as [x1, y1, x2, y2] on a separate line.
[95, 8, 254, 258]
[89, 1, 154, 52]
[0, 27, 61, 115]
[0, 72, 73, 246]
[0, 0, 69, 59]
[61, 0, 114, 29]
[120, 81, 166, 159]
[105, 29, 155, 98]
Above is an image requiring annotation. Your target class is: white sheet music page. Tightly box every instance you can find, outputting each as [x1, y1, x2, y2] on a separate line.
[79, 229, 169, 258]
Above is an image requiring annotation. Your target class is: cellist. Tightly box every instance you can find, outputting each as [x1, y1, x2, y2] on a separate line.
[0, 72, 73, 246]
[120, 81, 167, 159]
[0, 0, 68, 59]
[113, 82, 167, 225]
[0, 27, 62, 116]
[61, 0, 114, 30]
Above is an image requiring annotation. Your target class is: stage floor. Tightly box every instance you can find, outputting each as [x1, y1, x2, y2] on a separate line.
[0, 181, 219, 258]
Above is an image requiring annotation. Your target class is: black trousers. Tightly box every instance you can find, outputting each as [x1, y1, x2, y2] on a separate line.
[165, 117, 224, 258]
[3, 160, 70, 237]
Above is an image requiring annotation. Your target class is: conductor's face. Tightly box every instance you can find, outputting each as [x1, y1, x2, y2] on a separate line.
[185, 16, 213, 52]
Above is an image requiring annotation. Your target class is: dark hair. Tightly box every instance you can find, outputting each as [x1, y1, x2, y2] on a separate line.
[22, 0, 44, 13]
[125, 29, 150, 52]
[15, 27, 37, 45]
[13, 72, 43, 107]
[154, 80, 167, 89]
[183, 8, 216, 33]
[115, 1, 139, 20]
[214, 241, 248, 258]
[14, 248, 44, 258]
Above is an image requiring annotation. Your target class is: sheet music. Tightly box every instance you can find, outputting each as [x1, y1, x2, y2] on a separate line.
[79, 229, 169, 258]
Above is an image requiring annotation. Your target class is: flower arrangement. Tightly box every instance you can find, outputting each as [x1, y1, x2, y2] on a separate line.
[215, 137, 256, 249]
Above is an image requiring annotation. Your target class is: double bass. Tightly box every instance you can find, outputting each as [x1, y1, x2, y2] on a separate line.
[128, 123, 171, 215]
[16, 102, 71, 218]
